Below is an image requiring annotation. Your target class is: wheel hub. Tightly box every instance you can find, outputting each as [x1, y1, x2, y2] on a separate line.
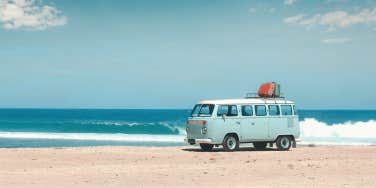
[227, 137, 236, 150]
[281, 137, 290, 148]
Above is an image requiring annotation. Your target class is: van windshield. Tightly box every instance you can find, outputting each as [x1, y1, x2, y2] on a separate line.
[190, 104, 215, 117]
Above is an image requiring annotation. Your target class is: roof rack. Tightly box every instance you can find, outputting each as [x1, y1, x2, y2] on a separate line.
[245, 92, 287, 104]
[245, 92, 285, 99]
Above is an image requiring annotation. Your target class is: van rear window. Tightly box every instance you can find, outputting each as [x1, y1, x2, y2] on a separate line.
[191, 104, 214, 117]
[191, 105, 201, 116]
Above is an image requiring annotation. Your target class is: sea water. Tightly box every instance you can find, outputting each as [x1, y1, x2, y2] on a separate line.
[0, 109, 375, 148]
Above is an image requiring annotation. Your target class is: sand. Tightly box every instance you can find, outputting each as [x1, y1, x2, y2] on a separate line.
[0, 145, 375, 188]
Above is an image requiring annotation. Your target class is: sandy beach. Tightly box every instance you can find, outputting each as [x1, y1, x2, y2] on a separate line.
[0, 145, 375, 188]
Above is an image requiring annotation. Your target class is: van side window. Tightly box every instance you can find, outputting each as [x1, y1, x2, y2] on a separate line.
[241, 105, 253, 116]
[281, 105, 292, 115]
[217, 105, 238, 116]
[268, 105, 280, 116]
[229, 105, 238, 116]
[255, 105, 266, 116]
[217, 105, 228, 116]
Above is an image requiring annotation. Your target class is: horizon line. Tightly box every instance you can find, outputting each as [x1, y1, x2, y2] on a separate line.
[0, 107, 375, 111]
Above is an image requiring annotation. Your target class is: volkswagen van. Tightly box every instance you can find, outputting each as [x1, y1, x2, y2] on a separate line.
[184, 98, 300, 151]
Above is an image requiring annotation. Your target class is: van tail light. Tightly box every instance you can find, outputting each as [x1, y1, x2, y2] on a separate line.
[201, 126, 207, 134]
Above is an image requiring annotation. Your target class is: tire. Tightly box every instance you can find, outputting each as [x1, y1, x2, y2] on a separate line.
[223, 134, 239, 152]
[276, 136, 292, 151]
[253, 142, 267, 150]
[200, 144, 214, 151]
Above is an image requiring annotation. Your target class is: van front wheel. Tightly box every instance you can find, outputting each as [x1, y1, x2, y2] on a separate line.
[276, 136, 292, 151]
[200, 144, 213, 151]
[223, 135, 239, 152]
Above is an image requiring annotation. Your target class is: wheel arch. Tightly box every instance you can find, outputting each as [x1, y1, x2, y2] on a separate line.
[223, 132, 239, 142]
[275, 134, 295, 142]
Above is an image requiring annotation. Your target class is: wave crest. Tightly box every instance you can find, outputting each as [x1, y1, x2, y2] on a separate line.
[0, 132, 185, 143]
[300, 118, 376, 138]
[299, 118, 376, 145]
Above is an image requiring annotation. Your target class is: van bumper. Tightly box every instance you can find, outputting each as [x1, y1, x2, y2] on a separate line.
[184, 138, 212, 145]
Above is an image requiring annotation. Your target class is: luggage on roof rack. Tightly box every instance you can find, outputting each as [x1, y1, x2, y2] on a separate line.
[258, 82, 281, 98]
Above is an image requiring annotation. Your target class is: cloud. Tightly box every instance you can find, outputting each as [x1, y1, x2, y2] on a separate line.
[0, 0, 66, 30]
[284, 0, 297, 5]
[284, 14, 305, 24]
[322, 37, 350, 44]
[284, 7, 376, 29]
[249, 7, 257, 13]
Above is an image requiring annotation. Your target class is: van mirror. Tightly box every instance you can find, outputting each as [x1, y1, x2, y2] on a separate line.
[221, 113, 226, 121]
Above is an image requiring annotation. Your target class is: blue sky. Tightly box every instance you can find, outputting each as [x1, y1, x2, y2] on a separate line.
[0, 0, 376, 109]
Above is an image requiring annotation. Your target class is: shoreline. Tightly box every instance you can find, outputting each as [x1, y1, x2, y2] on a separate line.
[1, 142, 376, 149]
[1, 145, 376, 187]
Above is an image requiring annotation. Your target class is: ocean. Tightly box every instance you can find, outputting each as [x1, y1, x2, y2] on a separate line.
[0, 109, 375, 148]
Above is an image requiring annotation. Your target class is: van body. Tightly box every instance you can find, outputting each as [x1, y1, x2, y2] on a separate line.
[184, 98, 300, 151]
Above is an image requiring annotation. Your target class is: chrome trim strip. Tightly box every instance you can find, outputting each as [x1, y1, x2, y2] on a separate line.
[184, 138, 212, 144]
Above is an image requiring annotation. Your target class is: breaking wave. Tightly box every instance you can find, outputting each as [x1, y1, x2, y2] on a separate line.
[299, 118, 376, 145]
[0, 118, 375, 146]
[0, 132, 185, 143]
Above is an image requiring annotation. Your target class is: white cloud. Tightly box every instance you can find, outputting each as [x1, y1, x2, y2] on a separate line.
[322, 37, 350, 44]
[0, 0, 66, 30]
[285, 7, 376, 29]
[284, 14, 305, 24]
[249, 7, 257, 13]
[284, 0, 297, 5]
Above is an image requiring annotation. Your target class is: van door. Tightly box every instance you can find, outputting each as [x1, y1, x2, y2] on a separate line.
[267, 105, 282, 140]
[215, 105, 241, 142]
[241, 105, 269, 141]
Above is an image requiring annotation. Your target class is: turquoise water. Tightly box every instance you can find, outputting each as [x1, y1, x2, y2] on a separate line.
[0, 109, 375, 147]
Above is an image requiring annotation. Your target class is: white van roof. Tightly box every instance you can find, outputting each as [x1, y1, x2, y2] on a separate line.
[198, 98, 294, 105]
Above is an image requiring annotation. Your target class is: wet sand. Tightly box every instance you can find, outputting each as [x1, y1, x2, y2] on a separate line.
[0, 145, 375, 187]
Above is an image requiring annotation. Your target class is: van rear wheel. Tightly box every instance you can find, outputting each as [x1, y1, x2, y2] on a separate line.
[200, 144, 213, 151]
[276, 136, 292, 151]
[253, 142, 267, 150]
[223, 135, 239, 152]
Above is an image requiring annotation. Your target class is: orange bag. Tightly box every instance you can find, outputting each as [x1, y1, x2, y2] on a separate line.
[258, 82, 276, 97]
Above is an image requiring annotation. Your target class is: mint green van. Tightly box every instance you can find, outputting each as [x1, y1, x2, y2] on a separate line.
[184, 98, 300, 151]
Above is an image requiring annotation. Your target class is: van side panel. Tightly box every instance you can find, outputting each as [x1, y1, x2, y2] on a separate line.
[209, 118, 241, 144]
[268, 116, 299, 140]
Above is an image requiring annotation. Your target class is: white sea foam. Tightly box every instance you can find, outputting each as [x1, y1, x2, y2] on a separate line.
[299, 118, 376, 145]
[0, 118, 375, 145]
[300, 118, 376, 138]
[0, 132, 185, 143]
